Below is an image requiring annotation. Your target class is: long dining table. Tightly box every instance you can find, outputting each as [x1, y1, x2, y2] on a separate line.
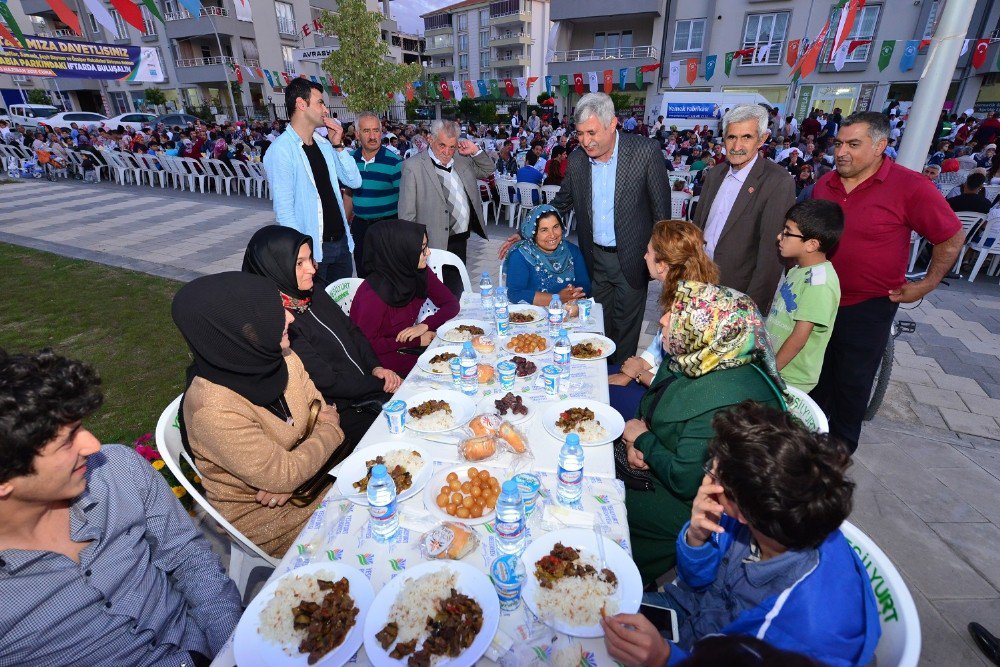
[211, 296, 633, 667]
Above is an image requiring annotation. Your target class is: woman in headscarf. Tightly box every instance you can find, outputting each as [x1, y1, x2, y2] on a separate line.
[243, 225, 401, 449]
[622, 281, 788, 585]
[350, 220, 460, 376]
[505, 204, 591, 306]
[173, 272, 347, 558]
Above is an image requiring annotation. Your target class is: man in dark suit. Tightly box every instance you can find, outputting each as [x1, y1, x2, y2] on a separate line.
[694, 104, 795, 314]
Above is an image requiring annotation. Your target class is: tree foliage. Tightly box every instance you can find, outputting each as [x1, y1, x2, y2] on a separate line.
[26, 89, 51, 105]
[144, 88, 166, 106]
[608, 92, 632, 114]
[319, 0, 421, 114]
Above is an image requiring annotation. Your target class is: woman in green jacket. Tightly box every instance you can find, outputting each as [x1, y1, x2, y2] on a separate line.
[623, 280, 787, 585]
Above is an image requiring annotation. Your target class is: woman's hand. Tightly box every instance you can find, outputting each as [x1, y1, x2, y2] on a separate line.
[621, 356, 651, 379]
[601, 613, 671, 667]
[396, 323, 429, 343]
[255, 490, 293, 508]
[623, 418, 649, 445]
[317, 403, 340, 428]
[608, 372, 632, 387]
[686, 475, 726, 547]
[419, 330, 436, 346]
[625, 440, 648, 470]
[373, 367, 402, 393]
[558, 284, 585, 302]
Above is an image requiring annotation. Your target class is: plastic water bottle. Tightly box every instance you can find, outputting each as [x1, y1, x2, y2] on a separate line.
[553, 328, 571, 376]
[460, 342, 478, 396]
[494, 286, 511, 337]
[480, 272, 494, 311]
[557, 433, 584, 504]
[367, 464, 399, 542]
[494, 480, 526, 555]
[548, 295, 564, 338]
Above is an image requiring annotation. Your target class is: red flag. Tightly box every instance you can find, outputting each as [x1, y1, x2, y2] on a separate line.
[254, 67, 264, 79]
[602, 69, 613, 93]
[734, 47, 755, 60]
[639, 63, 661, 74]
[918, 39, 931, 51]
[331, 83, 341, 95]
[527, 76, 538, 89]
[45, 0, 82, 35]
[791, 18, 831, 79]
[573, 73, 584, 95]
[281, 72, 291, 85]
[0, 22, 22, 48]
[405, 82, 414, 101]
[232, 63, 243, 84]
[972, 38, 990, 68]
[832, 0, 861, 54]
[686, 58, 698, 85]
[786, 39, 800, 66]
[464, 80, 476, 98]
[504, 78, 515, 96]
[847, 39, 871, 55]
[107, 0, 146, 33]
[439, 80, 451, 99]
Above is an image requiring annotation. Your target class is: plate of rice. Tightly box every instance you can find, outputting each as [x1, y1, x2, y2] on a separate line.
[416, 345, 465, 375]
[508, 304, 547, 326]
[519, 528, 642, 638]
[540, 399, 625, 446]
[235, 562, 375, 667]
[437, 319, 490, 343]
[568, 333, 616, 361]
[362, 561, 500, 667]
[335, 442, 432, 505]
[403, 390, 476, 434]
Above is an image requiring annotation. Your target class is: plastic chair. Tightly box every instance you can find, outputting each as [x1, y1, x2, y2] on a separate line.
[178, 157, 208, 193]
[427, 248, 473, 293]
[671, 193, 692, 220]
[204, 158, 236, 195]
[477, 179, 495, 226]
[839, 521, 921, 667]
[964, 212, 1000, 282]
[325, 277, 363, 315]
[154, 395, 277, 604]
[515, 182, 540, 226]
[984, 184, 1000, 202]
[138, 154, 167, 188]
[249, 161, 270, 199]
[950, 212, 987, 273]
[784, 386, 829, 433]
[495, 176, 518, 227]
[541, 184, 561, 204]
[231, 160, 257, 196]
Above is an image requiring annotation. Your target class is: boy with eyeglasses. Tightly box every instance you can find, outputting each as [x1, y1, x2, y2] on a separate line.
[765, 200, 844, 392]
[602, 402, 880, 667]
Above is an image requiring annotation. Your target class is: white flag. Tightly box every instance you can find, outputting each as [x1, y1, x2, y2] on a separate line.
[588, 71, 598, 93]
[961, 39, 970, 56]
[755, 44, 772, 63]
[395, 92, 405, 103]
[668, 60, 680, 89]
[451, 80, 462, 101]
[516, 77, 528, 98]
[82, 0, 119, 37]
[834, 42, 849, 71]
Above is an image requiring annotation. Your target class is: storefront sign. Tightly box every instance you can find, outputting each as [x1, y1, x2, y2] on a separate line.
[0, 36, 163, 82]
[294, 47, 337, 63]
[974, 101, 1000, 114]
[665, 102, 719, 119]
[856, 83, 877, 112]
[795, 85, 814, 122]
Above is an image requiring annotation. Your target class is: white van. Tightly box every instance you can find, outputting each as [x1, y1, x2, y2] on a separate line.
[8, 104, 60, 130]
[650, 92, 771, 133]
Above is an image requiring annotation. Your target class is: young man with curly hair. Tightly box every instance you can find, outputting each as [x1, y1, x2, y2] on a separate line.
[0, 349, 242, 666]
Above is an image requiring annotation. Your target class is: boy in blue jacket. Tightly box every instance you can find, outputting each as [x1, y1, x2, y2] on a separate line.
[603, 401, 881, 667]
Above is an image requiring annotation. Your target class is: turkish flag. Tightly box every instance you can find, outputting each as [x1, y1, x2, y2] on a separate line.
[504, 78, 515, 96]
[603, 69, 613, 93]
[405, 82, 414, 102]
[573, 73, 584, 95]
[108, 0, 145, 34]
[464, 80, 477, 98]
[281, 72, 290, 85]
[734, 47, 755, 60]
[787, 39, 800, 67]
[232, 64, 243, 84]
[973, 38, 990, 69]
[439, 80, 451, 100]
[686, 58, 698, 84]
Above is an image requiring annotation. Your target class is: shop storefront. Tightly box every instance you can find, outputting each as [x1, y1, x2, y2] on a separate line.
[975, 82, 1000, 115]
[723, 85, 788, 115]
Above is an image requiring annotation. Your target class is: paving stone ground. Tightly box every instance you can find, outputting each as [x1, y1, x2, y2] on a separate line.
[3, 178, 999, 665]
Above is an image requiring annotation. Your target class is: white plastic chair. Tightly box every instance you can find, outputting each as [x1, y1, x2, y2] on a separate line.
[784, 386, 829, 433]
[178, 156, 208, 193]
[155, 395, 277, 604]
[950, 212, 987, 273]
[204, 158, 236, 195]
[249, 161, 270, 199]
[427, 248, 472, 293]
[839, 520, 921, 667]
[964, 211, 1000, 282]
[515, 182, 540, 225]
[101, 151, 130, 185]
[477, 179, 495, 226]
[231, 160, 257, 196]
[671, 192, 692, 220]
[495, 176, 518, 228]
[137, 154, 167, 188]
[541, 184, 561, 204]
[325, 277, 363, 315]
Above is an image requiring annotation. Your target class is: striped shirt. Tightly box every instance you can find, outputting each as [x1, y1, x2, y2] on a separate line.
[351, 146, 402, 220]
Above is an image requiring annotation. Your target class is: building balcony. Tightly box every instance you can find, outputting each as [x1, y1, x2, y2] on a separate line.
[494, 54, 529, 68]
[423, 15, 453, 34]
[489, 1, 530, 26]
[163, 4, 254, 40]
[424, 41, 454, 55]
[546, 45, 658, 79]
[550, 0, 660, 21]
[277, 18, 299, 38]
[174, 56, 239, 84]
[19, 0, 53, 15]
[491, 31, 530, 47]
[425, 63, 455, 74]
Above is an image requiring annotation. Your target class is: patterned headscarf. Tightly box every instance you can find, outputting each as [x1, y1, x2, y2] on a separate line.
[511, 204, 577, 294]
[663, 280, 785, 389]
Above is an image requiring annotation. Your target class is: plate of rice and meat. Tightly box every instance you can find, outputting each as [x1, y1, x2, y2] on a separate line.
[403, 390, 476, 434]
[415, 345, 465, 375]
[520, 529, 642, 638]
[540, 399, 625, 446]
[508, 305, 546, 325]
[235, 562, 375, 666]
[568, 333, 616, 361]
[362, 561, 500, 667]
[437, 319, 490, 344]
[335, 443, 432, 505]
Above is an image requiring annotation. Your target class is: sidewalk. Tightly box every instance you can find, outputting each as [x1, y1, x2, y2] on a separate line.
[2, 178, 998, 665]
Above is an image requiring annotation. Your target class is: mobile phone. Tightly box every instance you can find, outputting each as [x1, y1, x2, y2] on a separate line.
[638, 602, 680, 644]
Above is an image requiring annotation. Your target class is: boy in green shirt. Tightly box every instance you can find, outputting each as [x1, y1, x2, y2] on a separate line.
[766, 200, 844, 392]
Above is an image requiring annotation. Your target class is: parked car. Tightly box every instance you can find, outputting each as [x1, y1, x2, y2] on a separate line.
[37, 111, 108, 131]
[154, 113, 201, 128]
[7, 104, 60, 130]
[102, 112, 157, 131]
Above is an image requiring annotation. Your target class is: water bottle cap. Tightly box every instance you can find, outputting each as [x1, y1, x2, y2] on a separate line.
[501, 480, 519, 494]
[463, 341, 473, 350]
[559, 328, 567, 337]
[565, 433, 580, 446]
[371, 463, 388, 476]
[481, 271, 490, 278]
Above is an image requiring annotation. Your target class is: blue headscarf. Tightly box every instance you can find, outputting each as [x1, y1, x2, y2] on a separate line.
[512, 204, 577, 292]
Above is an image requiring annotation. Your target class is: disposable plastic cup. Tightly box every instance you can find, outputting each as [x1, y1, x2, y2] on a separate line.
[491, 554, 526, 611]
[382, 399, 406, 434]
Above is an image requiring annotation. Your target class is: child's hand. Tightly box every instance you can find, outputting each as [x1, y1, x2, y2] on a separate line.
[686, 475, 726, 547]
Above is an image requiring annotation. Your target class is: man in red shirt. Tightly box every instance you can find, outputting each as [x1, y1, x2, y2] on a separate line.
[810, 112, 963, 452]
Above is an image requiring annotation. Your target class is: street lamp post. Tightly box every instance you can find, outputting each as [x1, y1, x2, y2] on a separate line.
[206, 11, 240, 122]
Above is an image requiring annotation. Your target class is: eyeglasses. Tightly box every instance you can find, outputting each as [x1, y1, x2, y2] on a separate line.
[702, 460, 719, 483]
[779, 228, 806, 240]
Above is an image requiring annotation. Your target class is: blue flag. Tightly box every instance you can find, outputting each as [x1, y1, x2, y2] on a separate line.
[264, 70, 274, 86]
[900, 40, 918, 72]
[310, 75, 318, 83]
[705, 55, 717, 81]
[615, 67, 625, 91]
[544, 75, 552, 94]
[477, 79, 488, 97]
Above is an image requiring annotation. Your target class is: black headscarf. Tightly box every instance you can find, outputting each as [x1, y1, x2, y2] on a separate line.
[242, 225, 313, 299]
[171, 272, 288, 406]
[362, 219, 429, 308]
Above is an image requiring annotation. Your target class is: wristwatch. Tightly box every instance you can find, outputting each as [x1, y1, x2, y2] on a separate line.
[331, 143, 344, 149]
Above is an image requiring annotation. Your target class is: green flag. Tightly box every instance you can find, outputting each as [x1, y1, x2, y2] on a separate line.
[724, 52, 735, 77]
[320, 76, 330, 95]
[489, 79, 500, 98]
[878, 40, 895, 72]
[0, 2, 28, 47]
[559, 74, 569, 98]
[635, 66, 644, 88]
[140, 0, 164, 23]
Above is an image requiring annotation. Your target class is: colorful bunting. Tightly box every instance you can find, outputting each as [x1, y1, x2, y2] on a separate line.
[45, 0, 82, 35]
[439, 79, 450, 100]
[254, 66, 264, 79]
[733, 47, 755, 60]
[176, 0, 203, 17]
[794, 18, 831, 79]
[0, 20, 20, 49]
[686, 58, 698, 85]
[961, 39, 970, 57]
[973, 38, 990, 69]
[489, 79, 500, 98]
[558, 74, 568, 98]
[264, 70, 274, 86]
[108, 0, 146, 33]
[899, 39, 918, 72]
[503, 78, 515, 97]
[847, 39, 871, 55]
[464, 80, 476, 99]
[82, 0, 120, 37]
[139, 0, 163, 24]
[618, 67, 627, 90]
[787, 39, 800, 67]
[754, 44, 771, 64]
[833, 42, 849, 71]
[544, 75, 552, 95]
[705, 54, 717, 81]
[451, 80, 462, 101]
[230, 62, 243, 84]
[587, 71, 598, 93]
[832, 0, 862, 55]
[281, 72, 290, 85]
[516, 77, 528, 98]
[0, 2, 28, 46]
[477, 79, 488, 97]
[404, 81, 414, 101]
[527, 76, 538, 89]
[724, 51, 735, 76]
[878, 40, 895, 71]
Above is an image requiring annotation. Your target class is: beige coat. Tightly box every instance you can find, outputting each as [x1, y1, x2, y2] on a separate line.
[183, 351, 346, 558]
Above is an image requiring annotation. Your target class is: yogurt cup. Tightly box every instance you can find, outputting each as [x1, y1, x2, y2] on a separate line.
[515, 472, 541, 515]
[542, 364, 561, 396]
[382, 399, 407, 434]
[578, 299, 592, 323]
[496, 361, 517, 390]
[490, 554, 526, 611]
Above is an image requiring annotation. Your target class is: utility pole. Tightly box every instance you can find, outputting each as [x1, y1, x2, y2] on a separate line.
[896, 0, 976, 171]
[207, 11, 239, 122]
[72, 0, 112, 115]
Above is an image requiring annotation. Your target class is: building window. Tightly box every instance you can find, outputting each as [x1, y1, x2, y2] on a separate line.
[826, 4, 880, 63]
[480, 30, 489, 48]
[458, 34, 468, 52]
[282, 45, 295, 74]
[57, 91, 73, 111]
[428, 34, 452, 50]
[923, 0, 940, 40]
[141, 6, 158, 35]
[459, 54, 468, 70]
[479, 9, 489, 23]
[594, 31, 633, 56]
[673, 19, 705, 53]
[741, 12, 788, 65]
[275, 2, 296, 35]
[480, 49, 490, 67]
[110, 91, 130, 115]
[458, 14, 468, 32]
[109, 10, 129, 39]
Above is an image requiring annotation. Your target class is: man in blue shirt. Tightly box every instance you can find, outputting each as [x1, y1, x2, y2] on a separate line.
[515, 151, 544, 205]
[350, 111, 402, 277]
[0, 349, 242, 666]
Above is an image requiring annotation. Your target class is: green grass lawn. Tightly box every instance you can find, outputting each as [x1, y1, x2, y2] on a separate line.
[0, 243, 190, 445]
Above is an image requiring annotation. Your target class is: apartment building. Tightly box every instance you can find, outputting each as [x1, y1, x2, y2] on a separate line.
[660, 0, 1000, 120]
[1, 0, 406, 119]
[422, 0, 550, 103]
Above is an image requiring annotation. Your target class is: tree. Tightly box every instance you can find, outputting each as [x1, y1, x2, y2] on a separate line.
[536, 92, 552, 105]
[144, 88, 166, 110]
[608, 92, 632, 115]
[26, 89, 51, 105]
[319, 0, 421, 114]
